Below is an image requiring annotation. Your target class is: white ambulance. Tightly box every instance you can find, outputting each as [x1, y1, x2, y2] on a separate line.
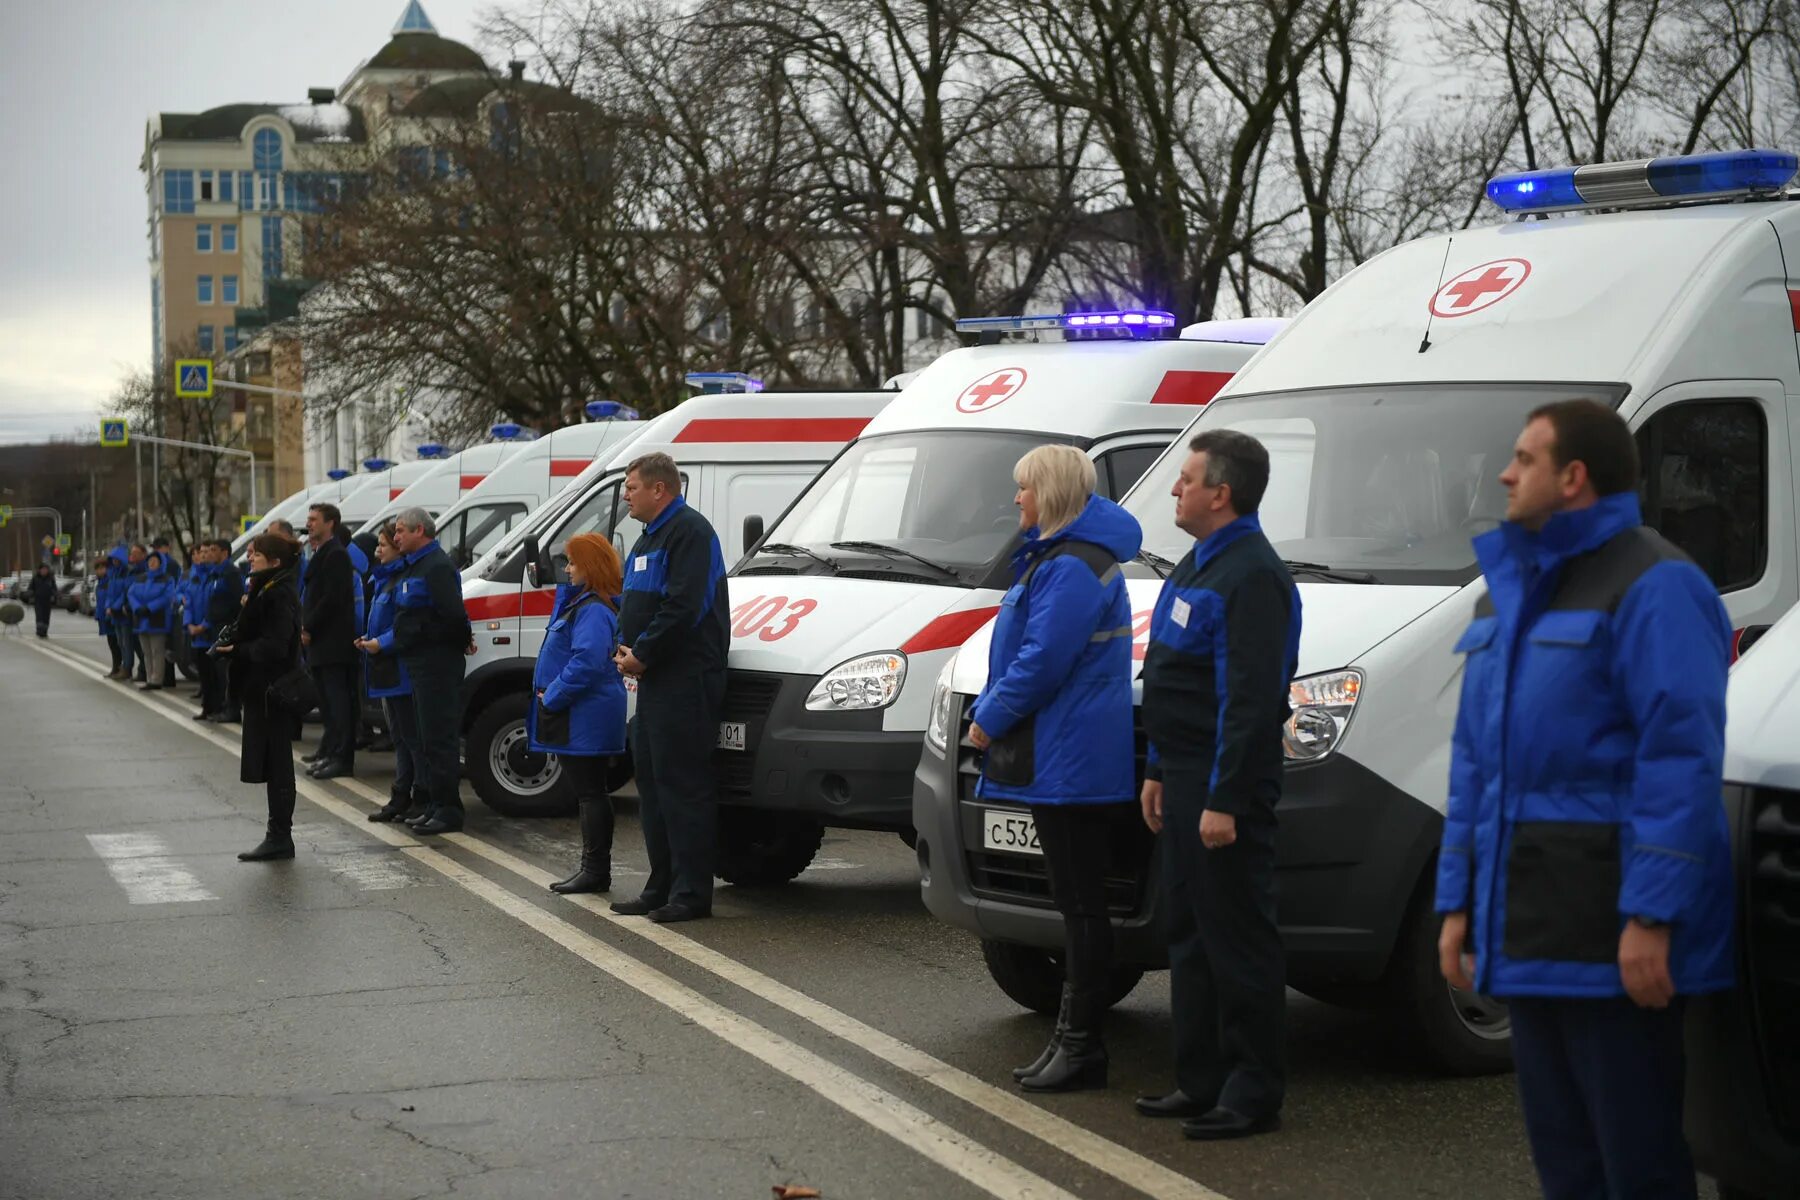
[915, 148, 1800, 1075]
[459, 387, 893, 816]
[333, 453, 459, 536]
[714, 312, 1282, 885]
[352, 429, 538, 540]
[230, 467, 369, 563]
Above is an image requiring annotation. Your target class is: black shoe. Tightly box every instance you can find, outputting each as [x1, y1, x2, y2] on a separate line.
[1014, 984, 1073, 1082]
[609, 897, 664, 916]
[1020, 986, 1107, 1093]
[646, 902, 710, 924]
[310, 761, 353, 780]
[1135, 1090, 1213, 1119]
[549, 868, 610, 895]
[367, 805, 408, 823]
[204, 712, 232, 723]
[237, 834, 295, 861]
[138, 683, 156, 690]
[411, 817, 463, 835]
[1181, 1108, 1281, 1141]
[192, 711, 214, 721]
[404, 810, 437, 828]
[300, 752, 325, 765]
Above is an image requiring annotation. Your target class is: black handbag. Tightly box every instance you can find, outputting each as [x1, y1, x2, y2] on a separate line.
[267, 665, 319, 717]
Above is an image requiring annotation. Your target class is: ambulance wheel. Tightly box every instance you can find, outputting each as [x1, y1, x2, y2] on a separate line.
[714, 808, 824, 886]
[468, 692, 575, 818]
[980, 939, 1144, 1015]
[1389, 880, 1513, 1076]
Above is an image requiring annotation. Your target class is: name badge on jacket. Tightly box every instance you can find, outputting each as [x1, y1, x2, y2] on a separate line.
[1171, 597, 1191, 628]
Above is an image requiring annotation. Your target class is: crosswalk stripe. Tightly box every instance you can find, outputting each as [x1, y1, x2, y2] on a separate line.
[291, 823, 417, 891]
[85, 832, 218, 905]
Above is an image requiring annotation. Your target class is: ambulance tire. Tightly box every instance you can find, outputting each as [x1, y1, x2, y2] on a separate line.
[714, 808, 824, 886]
[468, 692, 576, 818]
[980, 939, 1143, 1016]
[1388, 874, 1514, 1076]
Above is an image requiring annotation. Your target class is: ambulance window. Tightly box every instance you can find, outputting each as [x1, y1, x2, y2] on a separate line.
[1634, 400, 1766, 591]
[1097, 444, 1165, 499]
[464, 503, 529, 561]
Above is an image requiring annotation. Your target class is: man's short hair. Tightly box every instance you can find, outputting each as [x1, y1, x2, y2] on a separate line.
[1526, 399, 1640, 496]
[152, 536, 171, 548]
[396, 506, 436, 538]
[1189, 429, 1272, 515]
[129, 543, 147, 555]
[211, 538, 234, 555]
[309, 502, 342, 529]
[269, 519, 296, 538]
[626, 452, 682, 494]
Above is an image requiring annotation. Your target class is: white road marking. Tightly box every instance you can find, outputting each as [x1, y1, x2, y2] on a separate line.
[291, 823, 417, 891]
[25, 638, 1231, 1200]
[85, 832, 218, 905]
[803, 855, 864, 872]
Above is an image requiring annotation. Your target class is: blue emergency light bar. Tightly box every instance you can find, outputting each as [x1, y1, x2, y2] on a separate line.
[490, 422, 525, 440]
[685, 372, 764, 394]
[415, 443, 449, 459]
[955, 309, 1178, 339]
[326, 468, 351, 480]
[585, 400, 640, 421]
[1487, 149, 1798, 214]
[361, 457, 392, 471]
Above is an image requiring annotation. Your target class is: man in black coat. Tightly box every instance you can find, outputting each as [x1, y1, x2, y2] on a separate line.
[385, 506, 474, 835]
[200, 539, 244, 722]
[27, 564, 57, 638]
[302, 502, 358, 779]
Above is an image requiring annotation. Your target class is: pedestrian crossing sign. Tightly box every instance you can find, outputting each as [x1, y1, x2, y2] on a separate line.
[100, 418, 128, 447]
[55, 533, 71, 550]
[240, 515, 261, 534]
[174, 359, 213, 399]
[0, 504, 10, 527]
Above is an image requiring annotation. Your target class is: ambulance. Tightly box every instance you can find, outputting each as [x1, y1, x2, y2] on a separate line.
[351, 427, 538, 539]
[914, 148, 1800, 1075]
[714, 314, 1282, 886]
[426, 401, 644, 571]
[459, 386, 894, 816]
[1689, 608, 1799, 1200]
[230, 467, 368, 563]
[332, 451, 458, 538]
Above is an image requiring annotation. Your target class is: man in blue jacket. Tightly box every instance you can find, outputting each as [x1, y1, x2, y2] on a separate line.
[384, 507, 474, 835]
[1136, 430, 1300, 1142]
[1437, 400, 1732, 1200]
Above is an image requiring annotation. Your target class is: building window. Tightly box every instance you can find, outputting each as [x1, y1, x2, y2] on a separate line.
[197, 325, 215, 354]
[196, 223, 212, 253]
[253, 128, 283, 172]
[222, 275, 239, 305]
[162, 170, 195, 214]
[256, 172, 278, 211]
[220, 223, 237, 253]
[238, 171, 253, 211]
[218, 172, 233, 204]
[224, 327, 239, 353]
[1635, 399, 1768, 591]
[199, 171, 214, 202]
[197, 275, 213, 304]
[262, 217, 283, 280]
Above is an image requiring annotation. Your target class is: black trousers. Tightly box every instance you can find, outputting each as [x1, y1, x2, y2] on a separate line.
[1031, 802, 1117, 1005]
[1510, 996, 1697, 1200]
[104, 633, 122, 672]
[196, 647, 222, 714]
[310, 662, 358, 766]
[633, 668, 723, 910]
[124, 626, 141, 678]
[562, 753, 616, 858]
[33, 602, 51, 637]
[384, 694, 425, 809]
[405, 652, 466, 819]
[1158, 767, 1286, 1117]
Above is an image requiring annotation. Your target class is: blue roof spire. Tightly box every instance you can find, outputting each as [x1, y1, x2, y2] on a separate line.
[393, 1, 437, 35]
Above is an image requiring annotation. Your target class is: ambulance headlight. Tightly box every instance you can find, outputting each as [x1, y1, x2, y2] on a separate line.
[925, 657, 957, 753]
[1283, 669, 1362, 762]
[807, 652, 908, 711]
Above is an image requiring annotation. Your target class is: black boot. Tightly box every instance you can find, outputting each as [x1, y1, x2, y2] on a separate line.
[1013, 984, 1072, 1082]
[1020, 985, 1107, 1093]
[368, 789, 410, 822]
[238, 826, 296, 861]
[549, 798, 612, 894]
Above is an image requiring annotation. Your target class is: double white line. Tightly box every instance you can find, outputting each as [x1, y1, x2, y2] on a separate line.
[22, 638, 1228, 1200]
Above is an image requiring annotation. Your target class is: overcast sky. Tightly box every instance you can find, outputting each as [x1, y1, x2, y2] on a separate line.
[0, 0, 493, 445]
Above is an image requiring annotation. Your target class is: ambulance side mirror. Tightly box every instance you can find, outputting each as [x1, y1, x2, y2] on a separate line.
[523, 534, 548, 589]
[742, 514, 765, 553]
[1738, 624, 1771, 656]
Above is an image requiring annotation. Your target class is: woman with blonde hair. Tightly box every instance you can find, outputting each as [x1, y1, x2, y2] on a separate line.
[531, 532, 629, 894]
[970, 443, 1142, 1093]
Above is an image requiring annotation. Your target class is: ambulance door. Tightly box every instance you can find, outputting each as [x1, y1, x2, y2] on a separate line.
[711, 463, 826, 562]
[1627, 381, 1796, 638]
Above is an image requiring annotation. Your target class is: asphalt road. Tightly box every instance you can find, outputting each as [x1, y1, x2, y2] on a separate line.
[0, 623, 1717, 1198]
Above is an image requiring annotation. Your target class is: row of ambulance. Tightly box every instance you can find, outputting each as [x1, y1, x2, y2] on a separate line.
[249, 148, 1797, 1193]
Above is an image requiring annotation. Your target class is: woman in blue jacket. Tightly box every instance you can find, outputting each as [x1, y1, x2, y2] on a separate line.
[529, 532, 628, 895]
[357, 523, 425, 823]
[970, 445, 1142, 1094]
[128, 551, 179, 691]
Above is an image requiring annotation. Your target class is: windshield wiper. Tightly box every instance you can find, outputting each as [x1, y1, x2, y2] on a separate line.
[830, 540, 961, 580]
[1283, 559, 1378, 585]
[754, 542, 839, 574]
[1133, 549, 1176, 579]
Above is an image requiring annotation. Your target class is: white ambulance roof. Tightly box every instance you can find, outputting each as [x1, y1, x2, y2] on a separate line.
[337, 459, 441, 520]
[597, 390, 891, 469]
[1223, 201, 1800, 400]
[860, 334, 1272, 442]
[449, 419, 649, 506]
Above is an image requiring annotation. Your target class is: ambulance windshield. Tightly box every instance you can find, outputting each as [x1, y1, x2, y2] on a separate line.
[1125, 382, 1626, 586]
[753, 430, 1072, 585]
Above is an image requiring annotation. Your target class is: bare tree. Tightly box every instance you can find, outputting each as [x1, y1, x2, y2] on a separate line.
[108, 342, 242, 550]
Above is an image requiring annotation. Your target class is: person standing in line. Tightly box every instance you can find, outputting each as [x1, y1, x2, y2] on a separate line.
[181, 546, 211, 716]
[385, 507, 474, 836]
[533, 533, 629, 895]
[301, 503, 358, 780]
[357, 522, 428, 823]
[27, 563, 57, 638]
[152, 537, 179, 688]
[218, 533, 304, 862]
[115, 543, 148, 683]
[93, 556, 123, 676]
[609, 452, 729, 924]
[128, 551, 179, 692]
[1437, 401, 1733, 1200]
[1136, 430, 1300, 1142]
[195, 540, 244, 723]
[970, 445, 1142, 1093]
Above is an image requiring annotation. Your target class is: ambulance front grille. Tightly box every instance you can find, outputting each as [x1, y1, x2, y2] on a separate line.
[1746, 784, 1800, 1136]
[714, 671, 783, 800]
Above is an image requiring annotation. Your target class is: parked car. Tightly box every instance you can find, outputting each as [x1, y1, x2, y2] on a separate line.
[56, 576, 81, 611]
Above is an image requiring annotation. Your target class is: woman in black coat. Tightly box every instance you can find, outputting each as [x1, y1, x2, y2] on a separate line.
[215, 532, 303, 862]
[27, 564, 57, 638]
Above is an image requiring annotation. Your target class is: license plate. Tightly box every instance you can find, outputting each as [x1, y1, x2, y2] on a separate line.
[981, 808, 1041, 856]
[717, 721, 747, 752]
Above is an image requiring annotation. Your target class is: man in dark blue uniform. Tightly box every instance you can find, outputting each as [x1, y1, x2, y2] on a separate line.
[609, 452, 729, 924]
[383, 507, 474, 835]
[302, 503, 360, 780]
[196, 539, 243, 722]
[1136, 429, 1300, 1142]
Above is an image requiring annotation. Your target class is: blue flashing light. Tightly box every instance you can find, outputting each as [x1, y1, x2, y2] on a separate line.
[362, 457, 393, 472]
[1487, 148, 1797, 213]
[415, 443, 448, 458]
[685, 372, 764, 394]
[585, 400, 639, 421]
[954, 309, 1178, 338]
[326, 468, 351, 480]
[490, 421, 524, 440]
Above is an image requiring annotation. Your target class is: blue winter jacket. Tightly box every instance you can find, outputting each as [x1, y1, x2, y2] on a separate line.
[128, 575, 178, 635]
[972, 495, 1143, 806]
[362, 559, 412, 698]
[1435, 492, 1734, 999]
[100, 549, 135, 631]
[177, 564, 204, 632]
[528, 587, 627, 757]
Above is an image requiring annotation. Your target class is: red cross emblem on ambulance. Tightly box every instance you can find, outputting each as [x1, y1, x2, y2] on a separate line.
[1429, 258, 1532, 318]
[957, 368, 1027, 413]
